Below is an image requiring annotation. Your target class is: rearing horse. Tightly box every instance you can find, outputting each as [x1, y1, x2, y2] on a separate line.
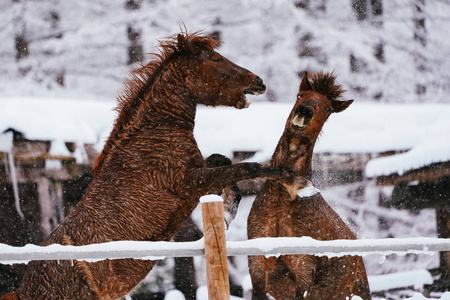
[2, 32, 313, 300]
[248, 71, 371, 300]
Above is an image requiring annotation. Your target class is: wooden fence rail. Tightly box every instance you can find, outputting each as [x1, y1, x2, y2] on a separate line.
[1, 237, 449, 264]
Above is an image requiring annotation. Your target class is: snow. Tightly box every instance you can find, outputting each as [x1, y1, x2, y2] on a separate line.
[368, 269, 433, 292]
[4, 98, 449, 158]
[197, 102, 450, 164]
[164, 289, 186, 300]
[1, 236, 448, 298]
[297, 185, 321, 198]
[3, 98, 449, 177]
[48, 138, 72, 157]
[1, 236, 449, 268]
[366, 137, 450, 177]
[1, 98, 449, 297]
[199, 195, 223, 203]
[0, 97, 114, 145]
[0, 131, 13, 153]
[1, 0, 449, 105]
[0, 0, 449, 298]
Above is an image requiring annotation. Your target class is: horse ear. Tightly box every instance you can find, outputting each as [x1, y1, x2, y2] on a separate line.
[299, 72, 313, 92]
[177, 34, 195, 53]
[332, 99, 353, 113]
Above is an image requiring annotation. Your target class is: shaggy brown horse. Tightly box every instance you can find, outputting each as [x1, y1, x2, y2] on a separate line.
[247, 72, 371, 300]
[0, 32, 313, 300]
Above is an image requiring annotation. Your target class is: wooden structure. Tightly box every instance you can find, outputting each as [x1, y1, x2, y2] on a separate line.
[0, 132, 95, 294]
[201, 196, 230, 300]
[372, 159, 450, 291]
[0, 135, 96, 236]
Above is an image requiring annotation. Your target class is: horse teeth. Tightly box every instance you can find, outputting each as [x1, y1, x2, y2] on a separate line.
[293, 115, 304, 127]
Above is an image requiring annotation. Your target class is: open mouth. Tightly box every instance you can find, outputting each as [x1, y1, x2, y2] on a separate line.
[244, 84, 266, 96]
[244, 85, 266, 96]
[292, 105, 313, 129]
[241, 85, 266, 108]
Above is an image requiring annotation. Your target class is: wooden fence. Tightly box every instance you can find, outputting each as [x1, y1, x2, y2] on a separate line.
[2, 236, 450, 263]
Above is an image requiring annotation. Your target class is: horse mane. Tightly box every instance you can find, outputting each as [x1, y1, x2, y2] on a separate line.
[92, 31, 221, 176]
[309, 71, 345, 101]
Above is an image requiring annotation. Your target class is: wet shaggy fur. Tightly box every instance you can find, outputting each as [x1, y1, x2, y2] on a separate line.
[247, 72, 371, 300]
[2, 32, 310, 300]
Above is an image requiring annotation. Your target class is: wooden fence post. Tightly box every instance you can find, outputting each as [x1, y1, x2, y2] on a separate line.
[201, 195, 230, 300]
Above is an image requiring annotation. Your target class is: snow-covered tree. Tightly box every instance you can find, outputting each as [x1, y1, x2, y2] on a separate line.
[0, 0, 449, 103]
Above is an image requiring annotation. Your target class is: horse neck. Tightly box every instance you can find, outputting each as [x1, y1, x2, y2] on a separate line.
[271, 132, 317, 180]
[146, 86, 196, 129]
[137, 62, 197, 131]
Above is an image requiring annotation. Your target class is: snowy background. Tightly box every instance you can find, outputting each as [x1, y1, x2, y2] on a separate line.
[1, 0, 450, 299]
[1, 0, 450, 103]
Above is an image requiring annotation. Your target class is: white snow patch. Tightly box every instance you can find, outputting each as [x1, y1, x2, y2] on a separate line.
[297, 185, 321, 198]
[195, 102, 450, 163]
[49, 139, 71, 156]
[366, 137, 450, 177]
[0, 131, 13, 152]
[0, 97, 114, 145]
[368, 269, 433, 292]
[45, 159, 63, 170]
[2, 99, 449, 174]
[199, 195, 223, 204]
[164, 289, 186, 300]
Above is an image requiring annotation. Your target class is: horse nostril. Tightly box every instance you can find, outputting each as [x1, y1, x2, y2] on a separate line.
[254, 76, 264, 85]
[295, 105, 314, 118]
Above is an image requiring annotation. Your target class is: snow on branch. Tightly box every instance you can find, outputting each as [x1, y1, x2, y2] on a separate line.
[1, 237, 449, 265]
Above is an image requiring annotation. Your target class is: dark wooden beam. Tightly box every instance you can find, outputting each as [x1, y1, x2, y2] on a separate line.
[375, 161, 450, 186]
[383, 177, 450, 210]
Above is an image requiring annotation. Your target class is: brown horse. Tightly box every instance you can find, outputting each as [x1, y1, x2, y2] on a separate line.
[247, 72, 371, 300]
[1, 32, 313, 300]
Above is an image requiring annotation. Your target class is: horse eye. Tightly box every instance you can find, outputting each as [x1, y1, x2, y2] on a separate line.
[326, 107, 333, 114]
[297, 94, 302, 100]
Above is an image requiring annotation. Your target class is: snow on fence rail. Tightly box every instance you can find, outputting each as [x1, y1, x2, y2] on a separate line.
[1, 237, 449, 265]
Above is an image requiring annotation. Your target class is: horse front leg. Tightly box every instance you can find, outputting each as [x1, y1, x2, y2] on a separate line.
[187, 163, 317, 200]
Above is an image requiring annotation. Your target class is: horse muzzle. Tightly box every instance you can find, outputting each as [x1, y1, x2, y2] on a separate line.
[244, 76, 266, 96]
[292, 105, 313, 129]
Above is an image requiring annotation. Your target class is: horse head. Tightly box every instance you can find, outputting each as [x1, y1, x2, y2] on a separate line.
[288, 71, 353, 139]
[177, 34, 266, 109]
